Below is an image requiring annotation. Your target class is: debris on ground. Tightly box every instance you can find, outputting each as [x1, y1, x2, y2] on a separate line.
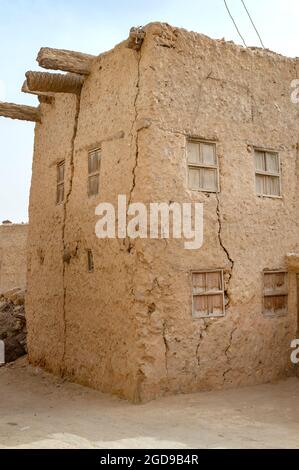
[0, 288, 26, 364]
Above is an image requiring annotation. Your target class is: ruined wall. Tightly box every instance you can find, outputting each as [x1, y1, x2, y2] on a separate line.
[0, 224, 28, 293]
[130, 23, 299, 401]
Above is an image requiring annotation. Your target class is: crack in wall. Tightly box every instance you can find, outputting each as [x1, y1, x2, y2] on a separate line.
[61, 95, 81, 372]
[196, 321, 210, 367]
[123, 50, 143, 255]
[195, 334, 202, 366]
[128, 51, 142, 206]
[223, 326, 237, 383]
[216, 192, 234, 287]
[162, 320, 169, 377]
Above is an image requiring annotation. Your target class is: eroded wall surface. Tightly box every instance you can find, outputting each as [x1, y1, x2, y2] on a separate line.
[26, 23, 299, 402]
[0, 224, 28, 293]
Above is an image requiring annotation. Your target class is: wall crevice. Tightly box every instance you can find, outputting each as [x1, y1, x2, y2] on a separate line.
[216, 192, 234, 291]
[162, 321, 169, 378]
[128, 50, 142, 206]
[61, 94, 81, 372]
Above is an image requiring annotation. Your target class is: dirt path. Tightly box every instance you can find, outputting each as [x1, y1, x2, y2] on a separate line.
[0, 358, 298, 449]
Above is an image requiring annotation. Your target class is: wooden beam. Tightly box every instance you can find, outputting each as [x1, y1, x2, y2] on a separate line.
[22, 80, 55, 105]
[0, 102, 40, 122]
[127, 27, 145, 51]
[37, 47, 95, 75]
[26, 71, 84, 94]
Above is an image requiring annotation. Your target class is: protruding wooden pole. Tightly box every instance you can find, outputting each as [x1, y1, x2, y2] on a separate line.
[0, 102, 41, 122]
[26, 71, 84, 94]
[37, 47, 95, 75]
[22, 80, 55, 104]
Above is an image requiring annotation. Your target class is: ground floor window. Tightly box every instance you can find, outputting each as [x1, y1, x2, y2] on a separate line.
[263, 270, 288, 316]
[192, 270, 225, 318]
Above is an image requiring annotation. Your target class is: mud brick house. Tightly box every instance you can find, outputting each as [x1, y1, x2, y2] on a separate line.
[1, 23, 299, 402]
[0, 222, 28, 293]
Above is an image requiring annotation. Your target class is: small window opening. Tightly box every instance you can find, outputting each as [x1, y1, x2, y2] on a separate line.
[187, 140, 219, 192]
[254, 149, 281, 197]
[88, 148, 101, 197]
[263, 270, 288, 316]
[87, 249, 94, 273]
[56, 161, 65, 204]
[192, 270, 225, 318]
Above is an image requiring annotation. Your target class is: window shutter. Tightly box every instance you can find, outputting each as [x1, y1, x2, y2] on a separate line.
[187, 140, 218, 193]
[254, 149, 281, 197]
[88, 148, 101, 197]
[192, 270, 225, 318]
[263, 271, 288, 316]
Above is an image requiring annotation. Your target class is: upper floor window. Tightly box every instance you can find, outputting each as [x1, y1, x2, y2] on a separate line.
[56, 161, 65, 204]
[254, 149, 281, 197]
[187, 140, 218, 192]
[88, 148, 101, 197]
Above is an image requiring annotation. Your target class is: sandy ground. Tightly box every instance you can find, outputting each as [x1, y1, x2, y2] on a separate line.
[0, 357, 298, 449]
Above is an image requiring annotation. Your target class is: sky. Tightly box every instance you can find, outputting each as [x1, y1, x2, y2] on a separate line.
[0, 0, 298, 222]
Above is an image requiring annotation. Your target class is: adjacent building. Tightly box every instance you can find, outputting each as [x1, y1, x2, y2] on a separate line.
[0, 222, 28, 293]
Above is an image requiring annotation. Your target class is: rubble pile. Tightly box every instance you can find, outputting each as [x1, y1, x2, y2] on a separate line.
[0, 288, 27, 364]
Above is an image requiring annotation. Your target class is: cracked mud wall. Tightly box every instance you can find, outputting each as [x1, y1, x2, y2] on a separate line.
[62, 43, 144, 399]
[0, 224, 28, 293]
[26, 95, 78, 375]
[26, 41, 147, 400]
[26, 23, 299, 402]
[128, 23, 299, 401]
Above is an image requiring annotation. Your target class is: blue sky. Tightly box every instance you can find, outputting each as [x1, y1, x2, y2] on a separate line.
[0, 0, 298, 222]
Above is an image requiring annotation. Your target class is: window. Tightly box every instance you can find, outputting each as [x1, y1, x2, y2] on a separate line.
[263, 271, 288, 316]
[192, 270, 225, 318]
[87, 249, 94, 272]
[187, 140, 218, 192]
[56, 161, 65, 204]
[254, 149, 281, 197]
[88, 148, 101, 197]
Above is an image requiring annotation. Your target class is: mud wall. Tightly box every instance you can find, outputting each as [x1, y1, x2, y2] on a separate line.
[130, 23, 299, 401]
[26, 42, 144, 400]
[0, 224, 28, 293]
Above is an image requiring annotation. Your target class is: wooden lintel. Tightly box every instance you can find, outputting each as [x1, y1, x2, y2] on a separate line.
[37, 47, 95, 75]
[0, 102, 40, 122]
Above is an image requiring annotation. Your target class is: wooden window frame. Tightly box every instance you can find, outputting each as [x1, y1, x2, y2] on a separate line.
[254, 148, 282, 198]
[56, 161, 65, 205]
[187, 139, 220, 193]
[191, 269, 225, 319]
[87, 249, 94, 273]
[263, 270, 288, 317]
[88, 148, 101, 197]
